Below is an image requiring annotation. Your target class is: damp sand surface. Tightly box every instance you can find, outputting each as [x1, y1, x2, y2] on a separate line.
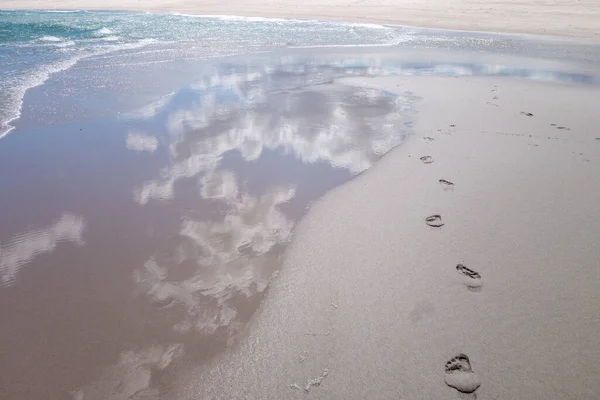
[1, 45, 600, 399]
[0, 51, 418, 399]
[171, 76, 600, 399]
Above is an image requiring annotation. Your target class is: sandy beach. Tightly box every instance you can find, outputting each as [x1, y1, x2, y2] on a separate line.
[2, 0, 600, 40]
[1, 3, 600, 399]
[170, 75, 600, 400]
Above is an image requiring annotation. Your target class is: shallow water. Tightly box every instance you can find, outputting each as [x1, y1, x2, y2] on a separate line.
[1, 14, 600, 398]
[0, 10, 417, 137]
[0, 50, 420, 400]
[3, 10, 599, 137]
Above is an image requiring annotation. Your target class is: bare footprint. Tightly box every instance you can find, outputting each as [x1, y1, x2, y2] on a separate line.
[444, 354, 481, 394]
[425, 214, 444, 227]
[439, 179, 455, 189]
[420, 156, 434, 164]
[456, 264, 483, 291]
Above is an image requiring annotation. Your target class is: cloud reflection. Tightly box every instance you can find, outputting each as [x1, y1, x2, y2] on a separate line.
[72, 344, 183, 400]
[0, 213, 85, 287]
[135, 173, 295, 334]
[135, 88, 405, 204]
[132, 55, 414, 340]
[126, 131, 159, 153]
[125, 49, 600, 371]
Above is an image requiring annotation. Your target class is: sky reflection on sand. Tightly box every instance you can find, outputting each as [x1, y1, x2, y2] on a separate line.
[74, 52, 417, 400]
[0, 213, 85, 287]
[131, 57, 414, 337]
[1, 48, 599, 399]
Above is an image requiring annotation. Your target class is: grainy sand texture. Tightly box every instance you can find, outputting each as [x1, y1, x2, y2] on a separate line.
[2, 1, 599, 398]
[169, 76, 600, 400]
[2, 0, 599, 40]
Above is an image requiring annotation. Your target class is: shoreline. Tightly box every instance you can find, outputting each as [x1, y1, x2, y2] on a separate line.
[1, 9, 600, 398]
[6, 8, 595, 45]
[169, 75, 600, 399]
[2, 1, 600, 42]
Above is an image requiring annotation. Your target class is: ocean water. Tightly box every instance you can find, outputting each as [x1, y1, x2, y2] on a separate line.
[3, 10, 600, 137]
[0, 10, 414, 136]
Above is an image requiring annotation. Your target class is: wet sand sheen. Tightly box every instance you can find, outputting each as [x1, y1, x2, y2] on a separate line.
[1, 48, 599, 399]
[170, 77, 600, 399]
[0, 54, 417, 399]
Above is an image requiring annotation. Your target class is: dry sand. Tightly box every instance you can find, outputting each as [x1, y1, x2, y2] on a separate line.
[169, 76, 600, 399]
[2, 0, 600, 40]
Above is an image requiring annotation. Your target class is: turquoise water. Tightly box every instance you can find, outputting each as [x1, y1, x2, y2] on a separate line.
[2, 10, 599, 137]
[0, 10, 414, 136]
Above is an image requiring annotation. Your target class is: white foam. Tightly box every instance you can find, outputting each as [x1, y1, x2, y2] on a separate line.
[349, 22, 393, 30]
[170, 12, 313, 24]
[38, 36, 62, 42]
[54, 40, 76, 48]
[42, 10, 84, 13]
[0, 56, 81, 139]
[0, 39, 158, 139]
[93, 27, 114, 37]
[170, 12, 397, 31]
[101, 36, 120, 42]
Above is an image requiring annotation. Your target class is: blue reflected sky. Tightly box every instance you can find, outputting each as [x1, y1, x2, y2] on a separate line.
[0, 46, 598, 399]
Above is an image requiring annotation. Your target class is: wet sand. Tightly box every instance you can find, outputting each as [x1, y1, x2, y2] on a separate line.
[1, 51, 419, 399]
[170, 75, 600, 399]
[3, 0, 600, 40]
[1, 42, 600, 398]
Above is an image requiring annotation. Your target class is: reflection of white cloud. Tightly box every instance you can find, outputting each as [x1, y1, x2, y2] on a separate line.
[134, 150, 221, 204]
[186, 184, 295, 258]
[72, 344, 182, 400]
[200, 170, 239, 202]
[189, 71, 262, 91]
[132, 59, 410, 337]
[122, 92, 174, 120]
[0, 213, 85, 287]
[135, 82, 404, 205]
[134, 174, 294, 334]
[126, 132, 158, 153]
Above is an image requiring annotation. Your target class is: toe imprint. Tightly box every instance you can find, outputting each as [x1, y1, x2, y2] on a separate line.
[445, 354, 472, 373]
[456, 264, 480, 279]
[444, 354, 481, 394]
[439, 179, 455, 188]
[425, 214, 444, 227]
[456, 264, 483, 289]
